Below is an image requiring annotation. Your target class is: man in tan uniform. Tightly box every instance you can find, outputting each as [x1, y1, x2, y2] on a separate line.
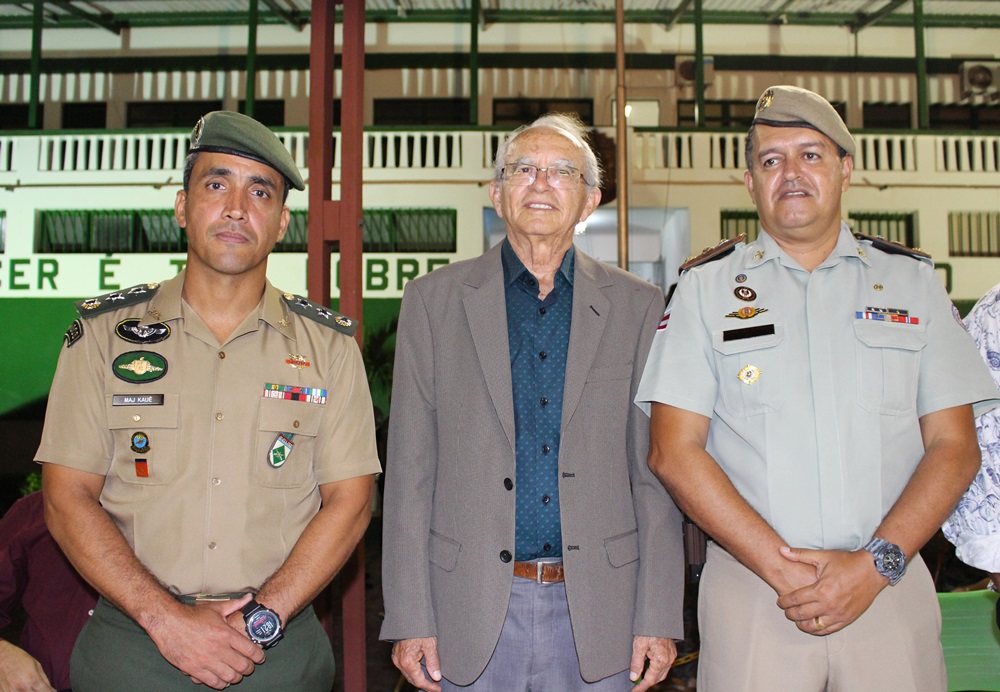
[36, 111, 381, 691]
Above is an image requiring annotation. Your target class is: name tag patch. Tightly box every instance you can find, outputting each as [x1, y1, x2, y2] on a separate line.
[113, 394, 164, 406]
[723, 324, 776, 341]
[262, 383, 327, 404]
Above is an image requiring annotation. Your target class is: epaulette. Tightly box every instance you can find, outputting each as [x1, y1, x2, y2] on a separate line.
[74, 283, 160, 318]
[680, 234, 746, 272]
[282, 293, 358, 337]
[853, 233, 933, 265]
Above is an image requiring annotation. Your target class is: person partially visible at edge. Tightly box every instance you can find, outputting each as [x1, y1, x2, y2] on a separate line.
[944, 282, 1000, 592]
[380, 112, 685, 691]
[636, 85, 999, 692]
[0, 485, 97, 692]
[36, 110, 381, 691]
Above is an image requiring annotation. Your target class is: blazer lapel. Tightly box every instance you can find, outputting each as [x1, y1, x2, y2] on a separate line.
[562, 250, 611, 431]
[464, 244, 516, 452]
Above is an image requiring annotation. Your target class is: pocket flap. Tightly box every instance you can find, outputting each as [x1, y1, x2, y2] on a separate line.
[854, 320, 926, 351]
[106, 393, 179, 429]
[258, 397, 323, 436]
[604, 529, 640, 568]
[428, 530, 461, 572]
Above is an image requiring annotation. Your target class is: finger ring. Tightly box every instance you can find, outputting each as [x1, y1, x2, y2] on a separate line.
[814, 616, 825, 631]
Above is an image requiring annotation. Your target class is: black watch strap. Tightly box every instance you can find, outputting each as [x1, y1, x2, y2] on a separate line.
[240, 598, 262, 617]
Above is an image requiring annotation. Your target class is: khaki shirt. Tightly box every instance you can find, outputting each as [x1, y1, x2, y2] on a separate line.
[637, 224, 999, 551]
[36, 272, 381, 595]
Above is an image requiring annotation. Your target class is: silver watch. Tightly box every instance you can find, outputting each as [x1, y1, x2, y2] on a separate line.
[863, 537, 907, 586]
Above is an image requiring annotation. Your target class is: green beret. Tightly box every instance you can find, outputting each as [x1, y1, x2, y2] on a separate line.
[188, 111, 305, 191]
[752, 86, 856, 158]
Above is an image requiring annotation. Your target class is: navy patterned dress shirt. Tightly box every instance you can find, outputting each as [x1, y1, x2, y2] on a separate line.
[502, 239, 574, 562]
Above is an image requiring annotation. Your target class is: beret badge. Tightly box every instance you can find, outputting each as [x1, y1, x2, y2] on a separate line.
[756, 89, 774, 112]
[192, 117, 205, 147]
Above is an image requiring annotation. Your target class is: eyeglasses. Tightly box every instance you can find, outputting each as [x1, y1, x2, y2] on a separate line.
[503, 163, 586, 188]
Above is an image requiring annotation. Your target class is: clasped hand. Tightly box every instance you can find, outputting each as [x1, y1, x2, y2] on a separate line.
[774, 546, 888, 636]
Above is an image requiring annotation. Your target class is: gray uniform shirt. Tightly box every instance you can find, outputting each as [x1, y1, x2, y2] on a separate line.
[637, 223, 998, 551]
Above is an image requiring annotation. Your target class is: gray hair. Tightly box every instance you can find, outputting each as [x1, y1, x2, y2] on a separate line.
[492, 113, 602, 189]
[744, 122, 848, 171]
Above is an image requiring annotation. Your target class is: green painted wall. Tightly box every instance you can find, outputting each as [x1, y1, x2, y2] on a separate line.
[0, 298, 79, 417]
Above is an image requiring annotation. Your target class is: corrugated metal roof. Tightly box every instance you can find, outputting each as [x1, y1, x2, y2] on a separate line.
[1, 0, 999, 30]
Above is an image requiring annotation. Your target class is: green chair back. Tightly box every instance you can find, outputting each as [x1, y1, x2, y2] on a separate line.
[939, 589, 1000, 692]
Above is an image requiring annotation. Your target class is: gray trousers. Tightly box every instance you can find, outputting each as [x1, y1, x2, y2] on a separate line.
[70, 598, 335, 692]
[440, 576, 632, 691]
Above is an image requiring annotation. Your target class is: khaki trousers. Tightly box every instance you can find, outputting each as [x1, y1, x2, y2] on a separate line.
[697, 541, 946, 692]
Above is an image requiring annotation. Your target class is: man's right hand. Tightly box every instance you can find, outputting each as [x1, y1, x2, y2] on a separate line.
[0, 640, 55, 692]
[145, 596, 265, 690]
[391, 637, 443, 692]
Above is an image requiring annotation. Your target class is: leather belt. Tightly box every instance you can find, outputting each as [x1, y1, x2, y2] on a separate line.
[513, 560, 565, 584]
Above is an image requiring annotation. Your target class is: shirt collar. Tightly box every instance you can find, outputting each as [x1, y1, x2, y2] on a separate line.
[744, 222, 868, 269]
[141, 270, 295, 340]
[501, 237, 576, 287]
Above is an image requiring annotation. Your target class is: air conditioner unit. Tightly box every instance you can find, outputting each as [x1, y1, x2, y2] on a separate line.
[960, 61, 1000, 95]
[676, 55, 715, 86]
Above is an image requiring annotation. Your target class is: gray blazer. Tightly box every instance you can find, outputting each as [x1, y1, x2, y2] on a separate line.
[379, 243, 685, 685]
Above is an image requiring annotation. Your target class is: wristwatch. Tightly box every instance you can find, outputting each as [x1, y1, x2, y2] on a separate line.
[240, 598, 284, 649]
[863, 537, 907, 586]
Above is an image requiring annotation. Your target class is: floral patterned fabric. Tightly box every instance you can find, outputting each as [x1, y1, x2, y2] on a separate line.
[944, 284, 1000, 573]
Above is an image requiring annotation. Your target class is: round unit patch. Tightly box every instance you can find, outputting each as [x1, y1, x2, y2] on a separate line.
[131, 431, 150, 454]
[113, 351, 168, 384]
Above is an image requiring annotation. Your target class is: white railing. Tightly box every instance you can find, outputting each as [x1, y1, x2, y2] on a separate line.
[2, 128, 1000, 181]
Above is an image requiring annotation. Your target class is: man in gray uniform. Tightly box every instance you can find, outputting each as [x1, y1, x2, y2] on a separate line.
[637, 85, 999, 691]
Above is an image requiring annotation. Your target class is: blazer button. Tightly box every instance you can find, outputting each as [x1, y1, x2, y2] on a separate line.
[500, 550, 512, 563]
[504, 478, 513, 491]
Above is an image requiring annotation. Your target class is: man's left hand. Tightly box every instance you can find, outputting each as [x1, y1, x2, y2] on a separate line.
[775, 546, 888, 636]
[629, 636, 677, 692]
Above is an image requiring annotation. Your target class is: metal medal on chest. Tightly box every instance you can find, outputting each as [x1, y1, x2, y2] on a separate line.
[734, 286, 757, 302]
[738, 365, 762, 385]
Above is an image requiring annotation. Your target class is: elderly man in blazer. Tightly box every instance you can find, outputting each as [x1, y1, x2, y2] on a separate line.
[380, 113, 685, 691]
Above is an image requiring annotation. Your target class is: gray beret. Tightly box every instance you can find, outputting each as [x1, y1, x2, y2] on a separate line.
[188, 111, 305, 191]
[752, 86, 856, 158]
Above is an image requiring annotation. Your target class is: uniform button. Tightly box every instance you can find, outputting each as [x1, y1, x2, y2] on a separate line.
[539, 307, 546, 315]
[216, 413, 224, 421]
[133, 414, 141, 422]
[527, 278, 536, 287]
[293, 420, 300, 429]
[542, 444, 550, 454]
[542, 495, 550, 504]
[500, 550, 512, 563]
[218, 351, 226, 359]
[540, 397, 548, 406]
[539, 351, 547, 360]
[504, 478, 513, 491]
[544, 543, 552, 551]
[208, 542, 217, 550]
[212, 477, 221, 486]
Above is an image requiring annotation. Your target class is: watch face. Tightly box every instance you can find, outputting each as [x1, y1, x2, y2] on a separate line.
[882, 548, 904, 572]
[247, 610, 281, 644]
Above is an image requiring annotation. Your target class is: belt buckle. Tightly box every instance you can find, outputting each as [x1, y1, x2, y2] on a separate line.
[534, 558, 562, 585]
